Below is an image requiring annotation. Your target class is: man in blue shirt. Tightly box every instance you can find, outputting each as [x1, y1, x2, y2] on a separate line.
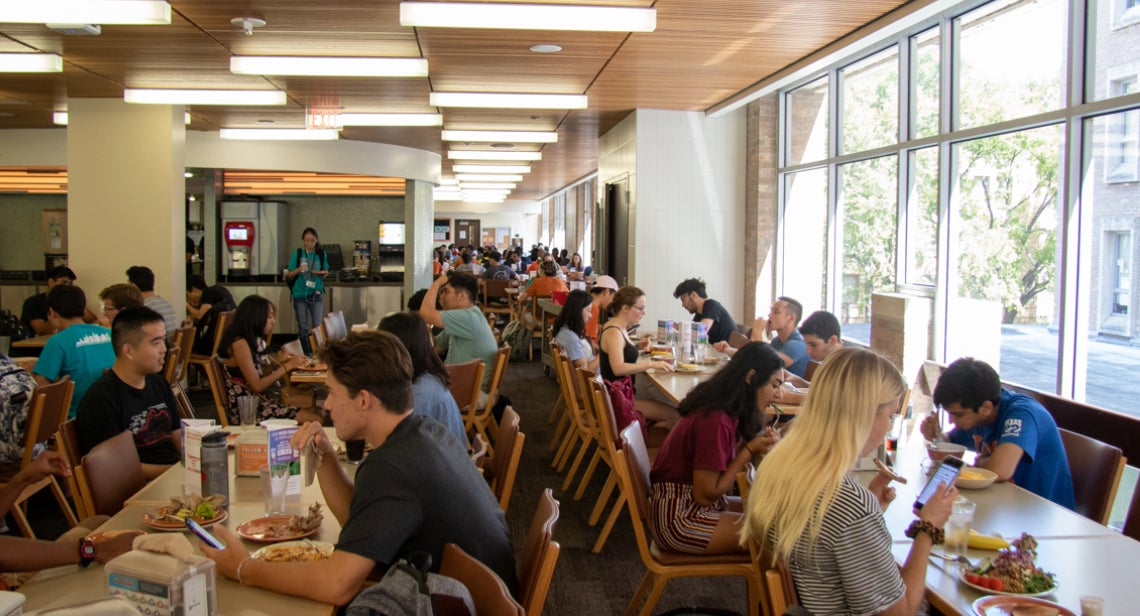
[32, 285, 115, 420]
[752, 296, 809, 378]
[921, 357, 1075, 510]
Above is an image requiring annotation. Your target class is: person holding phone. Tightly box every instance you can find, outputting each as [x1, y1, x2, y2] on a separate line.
[743, 348, 958, 616]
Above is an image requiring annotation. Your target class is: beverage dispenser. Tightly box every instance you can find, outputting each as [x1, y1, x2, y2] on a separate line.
[223, 222, 254, 276]
[352, 240, 372, 275]
[219, 201, 288, 280]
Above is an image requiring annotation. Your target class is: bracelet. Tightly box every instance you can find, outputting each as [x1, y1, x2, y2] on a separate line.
[236, 557, 254, 586]
[904, 519, 945, 545]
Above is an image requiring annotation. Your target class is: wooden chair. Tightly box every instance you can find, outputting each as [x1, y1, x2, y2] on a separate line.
[803, 360, 821, 382]
[523, 295, 552, 360]
[545, 341, 571, 455]
[582, 372, 628, 554]
[481, 279, 514, 323]
[518, 488, 562, 616]
[617, 424, 761, 616]
[57, 419, 91, 519]
[281, 339, 304, 357]
[75, 430, 146, 517]
[749, 542, 799, 616]
[187, 309, 233, 390]
[161, 345, 182, 386]
[446, 359, 485, 418]
[728, 330, 750, 349]
[550, 348, 596, 494]
[323, 310, 348, 341]
[486, 406, 525, 512]
[206, 355, 233, 426]
[308, 322, 328, 356]
[547, 342, 584, 472]
[0, 378, 79, 537]
[439, 543, 524, 616]
[1059, 428, 1125, 525]
[171, 324, 196, 382]
[469, 346, 510, 453]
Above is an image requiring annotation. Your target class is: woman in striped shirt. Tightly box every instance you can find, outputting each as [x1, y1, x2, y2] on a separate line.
[742, 348, 957, 616]
[648, 342, 784, 554]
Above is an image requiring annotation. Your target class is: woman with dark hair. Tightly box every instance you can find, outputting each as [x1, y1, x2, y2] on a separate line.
[600, 286, 679, 431]
[551, 290, 599, 371]
[567, 252, 585, 273]
[648, 342, 784, 554]
[286, 227, 329, 356]
[377, 311, 467, 444]
[219, 295, 321, 424]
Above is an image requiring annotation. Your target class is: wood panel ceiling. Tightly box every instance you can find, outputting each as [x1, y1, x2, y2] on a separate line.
[0, 0, 910, 200]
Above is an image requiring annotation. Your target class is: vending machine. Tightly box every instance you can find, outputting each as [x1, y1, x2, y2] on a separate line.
[220, 201, 287, 279]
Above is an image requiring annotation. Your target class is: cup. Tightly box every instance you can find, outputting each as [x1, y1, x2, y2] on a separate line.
[345, 439, 366, 464]
[1080, 595, 1104, 616]
[260, 463, 289, 515]
[944, 497, 976, 562]
[237, 396, 259, 430]
[300, 259, 309, 273]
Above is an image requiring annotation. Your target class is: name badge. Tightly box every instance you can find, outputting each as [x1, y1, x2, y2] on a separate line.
[305, 279, 316, 289]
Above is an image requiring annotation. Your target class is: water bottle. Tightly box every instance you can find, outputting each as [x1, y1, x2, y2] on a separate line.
[200, 431, 229, 507]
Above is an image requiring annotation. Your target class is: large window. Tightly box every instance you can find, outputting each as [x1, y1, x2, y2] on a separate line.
[839, 156, 898, 340]
[840, 46, 899, 153]
[786, 77, 830, 166]
[911, 28, 941, 139]
[905, 147, 939, 286]
[782, 168, 829, 312]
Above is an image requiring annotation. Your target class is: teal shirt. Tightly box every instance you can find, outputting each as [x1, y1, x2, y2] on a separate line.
[435, 306, 498, 391]
[33, 324, 115, 419]
[288, 248, 330, 300]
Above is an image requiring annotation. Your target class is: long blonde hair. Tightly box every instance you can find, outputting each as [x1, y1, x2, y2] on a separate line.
[741, 347, 905, 561]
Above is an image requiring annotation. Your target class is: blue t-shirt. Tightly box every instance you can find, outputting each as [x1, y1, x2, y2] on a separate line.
[288, 248, 330, 299]
[948, 389, 1076, 510]
[33, 324, 116, 419]
[771, 330, 809, 377]
[412, 373, 468, 445]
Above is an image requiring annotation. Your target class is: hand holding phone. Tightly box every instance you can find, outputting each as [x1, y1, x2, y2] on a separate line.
[913, 457, 963, 510]
[186, 518, 226, 550]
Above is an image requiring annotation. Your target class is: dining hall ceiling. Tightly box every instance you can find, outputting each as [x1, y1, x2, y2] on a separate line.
[0, 0, 910, 201]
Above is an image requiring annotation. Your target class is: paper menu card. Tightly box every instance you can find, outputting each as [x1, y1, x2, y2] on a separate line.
[266, 424, 301, 496]
[181, 420, 216, 497]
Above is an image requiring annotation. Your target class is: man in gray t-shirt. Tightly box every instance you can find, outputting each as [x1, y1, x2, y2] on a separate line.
[420, 272, 498, 393]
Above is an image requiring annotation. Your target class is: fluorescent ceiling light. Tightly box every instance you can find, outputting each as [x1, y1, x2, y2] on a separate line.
[460, 182, 516, 190]
[220, 129, 340, 141]
[448, 151, 541, 161]
[453, 164, 530, 174]
[125, 89, 287, 106]
[455, 174, 523, 182]
[231, 56, 428, 77]
[0, 1, 171, 25]
[439, 178, 459, 186]
[400, 2, 655, 33]
[430, 92, 586, 110]
[442, 129, 557, 143]
[340, 113, 442, 127]
[463, 196, 507, 203]
[54, 110, 191, 125]
[0, 53, 61, 73]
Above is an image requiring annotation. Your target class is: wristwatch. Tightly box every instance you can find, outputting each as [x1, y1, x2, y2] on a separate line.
[78, 537, 97, 568]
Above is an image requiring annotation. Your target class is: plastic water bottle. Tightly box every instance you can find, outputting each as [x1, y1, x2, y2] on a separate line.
[200, 431, 229, 506]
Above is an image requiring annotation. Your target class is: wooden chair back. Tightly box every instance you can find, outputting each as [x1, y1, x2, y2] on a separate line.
[58, 419, 92, 519]
[472, 346, 511, 440]
[162, 345, 182, 386]
[439, 543, 524, 616]
[1059, 428, 1125, 525]
[803, 360, 821, 382]
[79, 430, 147, 516]
[211, 310, 234, 355]
[728, 330, 750, 349]
[753, 543, 799, 616]
[169, 325, 195, 381]
[619, 424, 653, 526]
[207, 355, 232, 426]
[446, 359, 485, 414]
[21, 378, 74, 468]
[309, 322, 328, 356]
[518, 488, 561, 616]
[323, 310, 348, 341]
[490, 406, 525, 512]
[281, 339, 304, 357]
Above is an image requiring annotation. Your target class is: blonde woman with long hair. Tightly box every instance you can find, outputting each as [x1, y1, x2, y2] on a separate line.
[742, 348, 957, 616]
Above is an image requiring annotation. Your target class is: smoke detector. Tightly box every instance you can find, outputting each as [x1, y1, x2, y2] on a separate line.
[230, 17, 266, 36]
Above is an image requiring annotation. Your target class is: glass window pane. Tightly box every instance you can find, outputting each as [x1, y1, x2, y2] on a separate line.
[787, 76, 829, 166]
[956, 0, 1067, 130]
[911, 27, 940, 139]
[947, 125, 1062, 394]
[839, 156, 898, 344]
[840, 46, 899, 154]
[1089, 0, 1140, 103]
[782, 168, 829, 312]
[1080, 111, 1140, 414]
[906, 147, 939, 285]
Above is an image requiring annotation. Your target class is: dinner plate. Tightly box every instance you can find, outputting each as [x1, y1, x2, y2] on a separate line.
[971, 595, 1075, 616]
[295, 363, 327, 372]
[674, 364, 704, 373]
[142, 507, 227, 532]
[236, 514, 319, 543]
[252, 540, 334, 563]
[959, 569, 1058, 597]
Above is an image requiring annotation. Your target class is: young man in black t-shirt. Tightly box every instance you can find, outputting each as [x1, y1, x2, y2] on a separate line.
[76, 306, 181, 480]
[673, 277, 738, 344]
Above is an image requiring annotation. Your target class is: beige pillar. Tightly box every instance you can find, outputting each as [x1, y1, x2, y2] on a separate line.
[405, 179, 435, 302]
[66, 99, 186, 315]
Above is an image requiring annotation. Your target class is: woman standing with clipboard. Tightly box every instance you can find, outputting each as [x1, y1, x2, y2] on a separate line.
[286, 227, 329, 356]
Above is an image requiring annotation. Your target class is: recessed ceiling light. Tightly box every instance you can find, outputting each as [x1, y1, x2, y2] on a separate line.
[0, 2, 171, 25]
[400, 2, 656, 33]
[452, 164, 531, 174]
[125, 89, 287, 106]
[439, 178, 459, 186]
[220, 128, 340, 141]
[340, 113, 443, 127]
[54, 110, 190, 125]
[231, 56, 428, 78]
[530, 44, 562, 53]
[441, 129, 556, 143]
[430, 92, 586, 110]
[447, 151, 541, 161]
[455, 174, 524, 182]
[460, 182, 516, 190]
[0, 53, 62, 73]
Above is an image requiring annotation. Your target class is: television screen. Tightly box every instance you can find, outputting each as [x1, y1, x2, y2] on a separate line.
[378, 223, 405, 245]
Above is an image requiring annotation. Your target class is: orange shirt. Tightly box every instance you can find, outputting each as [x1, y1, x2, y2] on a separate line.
[585, 301, 602, 345]
[524, 276, 569, 298]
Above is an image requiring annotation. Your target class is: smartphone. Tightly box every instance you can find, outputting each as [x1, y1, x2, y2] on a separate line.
[186, 518, 225, 549]
[913, 457, 964, 509]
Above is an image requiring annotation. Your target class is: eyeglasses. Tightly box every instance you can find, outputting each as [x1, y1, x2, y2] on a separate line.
[630, 304, 647, 313]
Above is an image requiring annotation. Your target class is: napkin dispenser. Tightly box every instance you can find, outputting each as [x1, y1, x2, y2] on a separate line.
[104, 550, 217, 616]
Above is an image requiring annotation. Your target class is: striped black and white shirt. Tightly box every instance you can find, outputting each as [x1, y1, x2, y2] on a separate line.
[786, 475, 905, 616]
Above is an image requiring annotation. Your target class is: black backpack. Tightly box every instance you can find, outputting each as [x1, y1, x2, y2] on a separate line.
[345, 552, 474, 616]
[0, 309, 30, 342]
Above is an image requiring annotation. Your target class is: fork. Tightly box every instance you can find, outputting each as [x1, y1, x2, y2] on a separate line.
[930, 551, 974, 569]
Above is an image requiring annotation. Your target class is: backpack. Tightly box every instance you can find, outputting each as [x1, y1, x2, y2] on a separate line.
[0, 309, 30, 342]
[0, 359, 36, 468]
[500, 320, 530, 361]
[345, 552, 474, 616]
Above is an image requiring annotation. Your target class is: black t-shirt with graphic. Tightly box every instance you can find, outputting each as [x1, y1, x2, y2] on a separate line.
[76, 370, 181, 465]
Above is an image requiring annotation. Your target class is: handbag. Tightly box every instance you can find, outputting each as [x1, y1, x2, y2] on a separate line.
[605, 376, 647, 442]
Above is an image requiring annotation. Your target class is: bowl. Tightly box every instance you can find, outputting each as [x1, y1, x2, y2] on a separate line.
[955, 466, 998, 489]
[927, 442, 967, 462]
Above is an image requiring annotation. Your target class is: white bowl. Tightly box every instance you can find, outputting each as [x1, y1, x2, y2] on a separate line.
[926, 442, 967, 462]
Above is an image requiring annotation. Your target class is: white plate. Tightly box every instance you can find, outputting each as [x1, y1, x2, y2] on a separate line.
[958, 569, 1058, 597]
[252, 540, 334, 563]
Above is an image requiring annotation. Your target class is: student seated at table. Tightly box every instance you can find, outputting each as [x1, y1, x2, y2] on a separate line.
[20, 266, 97, 336]
[76, 307, 182, 480]
[552, 290, 600, 371]
[95, 283, 143, 329]
[744, 348, 958, 616]
[33, 284, 115, 420]
[420, 272, 498, 403]
[747, 296, 810, 378]
[585, 275, 618, 352]
[600, 286, 679, 431]
[217, 295, 321, 425]
[920, 357, 1076, 510]
[672, 277, 737, 345]
[519, 260, 569, 319]
[189, 283, 236, 355]
[200, 331, 518, 605]
[0, 452, 136, 586]
[649, 342, 783, 555]
[377, 311, 467, 445]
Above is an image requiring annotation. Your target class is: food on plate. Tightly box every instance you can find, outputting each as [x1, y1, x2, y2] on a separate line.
[676, 363, 700, 371]
[164, 494, 225, 522]
[873, 458, 908, 485]
[968, 529, 1011, 551]
[966, 533, 1056, 594]
[650, 351, 674, 359]
[263, 503, 324, 539]
[257, 543, 332, 563]
[960, 469, 987, 481]
[1009, 606, 1060, 616]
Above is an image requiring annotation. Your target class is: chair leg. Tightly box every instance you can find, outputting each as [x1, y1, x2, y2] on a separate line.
[638, 576, 671, 616]
[10, 504, 35, 539]
[553, 428, 579, 471]
[592, 494, 626, 554]
[574, 449, 604, 500]
[549, 409, 571, 453]
[589, 472, 618, 525]
[747, 573, 763, 616]
[560, 438, 592, 492]
[50, 477, 80, 528]
[547, 394, 565, 424]
[624, 571, 656, 616]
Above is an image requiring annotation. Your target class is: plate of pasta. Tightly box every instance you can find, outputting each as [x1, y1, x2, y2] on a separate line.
[252, 540, 334, 563]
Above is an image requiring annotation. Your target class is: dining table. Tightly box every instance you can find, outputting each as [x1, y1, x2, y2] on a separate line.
[642, 349, 801, 419]
[11, 334, 52, 349]
[16, 427, 355, 615]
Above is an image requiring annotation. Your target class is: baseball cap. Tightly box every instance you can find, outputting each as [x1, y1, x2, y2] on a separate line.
[592, 275, 619, 291]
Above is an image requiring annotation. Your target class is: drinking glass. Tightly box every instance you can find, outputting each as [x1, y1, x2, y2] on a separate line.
[1080, 596, 1104, 616]
[260, 463, 289, 515]
[237, 396, 258, 430]
[345, 439, 366, 464]
[944, 497, 976, 563]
